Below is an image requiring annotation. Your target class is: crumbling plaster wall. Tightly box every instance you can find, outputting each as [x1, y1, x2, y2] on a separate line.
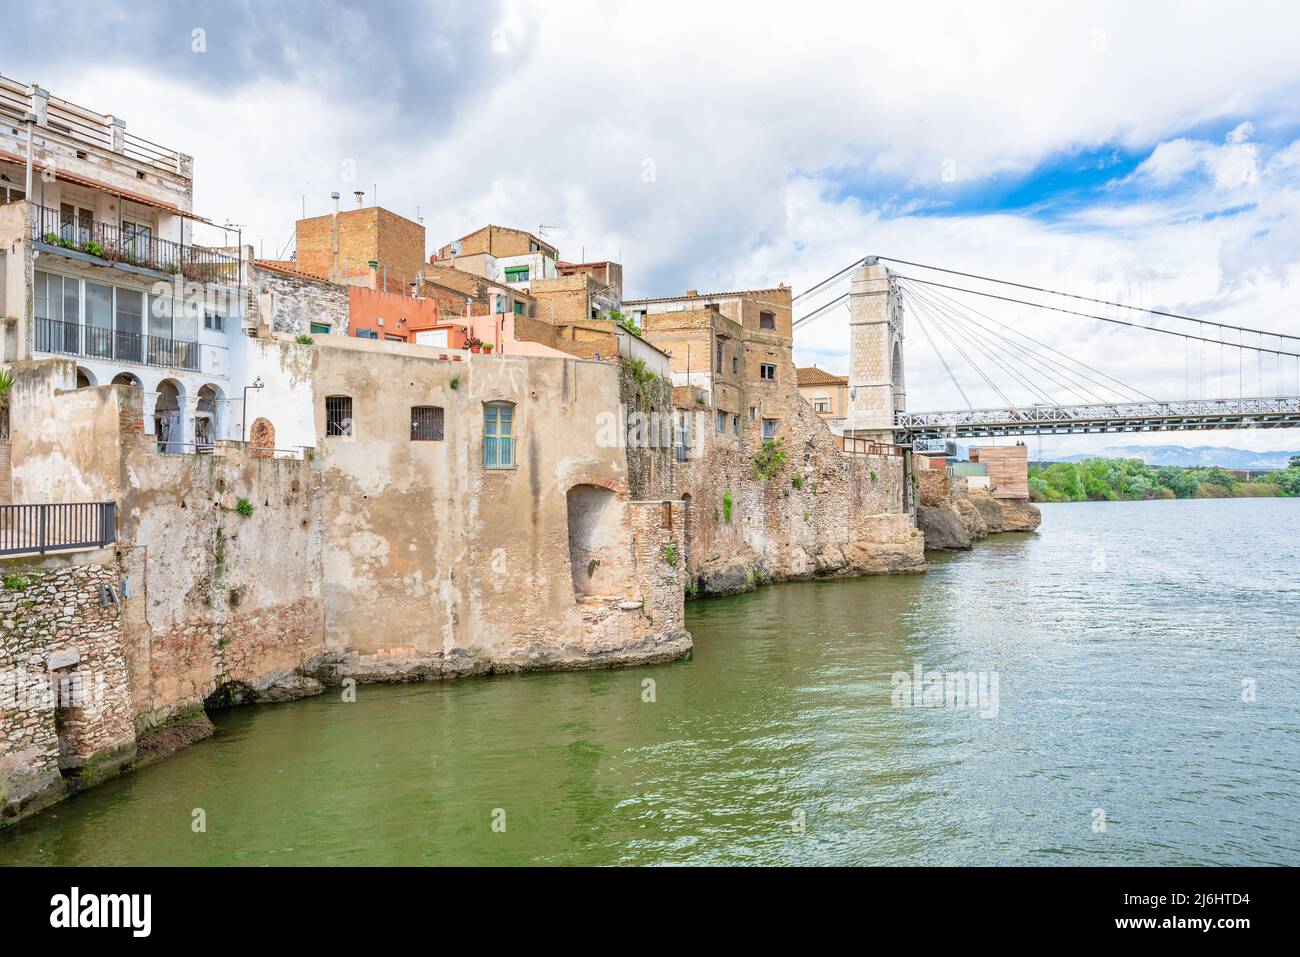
[310, 339, 690, 673]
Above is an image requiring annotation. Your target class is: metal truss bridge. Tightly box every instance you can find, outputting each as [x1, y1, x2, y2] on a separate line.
[895, 395, 1300, 440]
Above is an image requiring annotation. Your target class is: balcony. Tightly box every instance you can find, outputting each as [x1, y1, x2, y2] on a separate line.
[35, 317, 199, 372]
[30, 203, 239, 285]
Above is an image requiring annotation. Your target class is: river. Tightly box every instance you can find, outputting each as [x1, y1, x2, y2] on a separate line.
[2, 497, 1297, 866]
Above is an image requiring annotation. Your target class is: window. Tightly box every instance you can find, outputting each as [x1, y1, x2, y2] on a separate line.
[529, 241, 540, 252]
[762, 418, 778, 440]
[748, 406, 756, 421]
[310, 322, 330, 335]
[759, 311, 776, 330]
[355, 329, 379, 340]
[123, 221, 152, 261]
[484, 402, 515, 468]
[384, 334, 404, 342]
[513, 300, 524, 315]
[760, 363, 776, 381]
[732, 414, 739, 435]
[715, 342, 723, 372]
[411, 406, 445, 441]
[326, 395, 353, 436]
[504, 266, 529, 283]
[115, 288, 144, 363]
[732, 356, 738, 374]
[813, 398, 830, 413]
[205, 312, 225, 332]
[715, 410, 727, 433]
[84, 282, 113, 358]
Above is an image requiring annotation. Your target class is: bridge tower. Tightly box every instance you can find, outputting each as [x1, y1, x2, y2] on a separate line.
[846, 259, 905, 442]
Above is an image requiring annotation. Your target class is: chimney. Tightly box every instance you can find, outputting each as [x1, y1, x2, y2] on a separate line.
[330, 192, 340, 283]
[354, 190, 365, 209]
[368, 260, 378, 289]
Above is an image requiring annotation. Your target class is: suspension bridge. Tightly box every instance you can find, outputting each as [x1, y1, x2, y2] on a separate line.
[792, 256, 1300, 444]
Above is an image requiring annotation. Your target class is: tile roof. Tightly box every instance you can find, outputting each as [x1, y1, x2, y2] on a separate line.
[796, 365, 848, 386]
[624, 285, 790, 305]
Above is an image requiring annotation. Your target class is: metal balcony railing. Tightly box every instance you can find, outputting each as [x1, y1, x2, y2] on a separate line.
[30, 204, 239, 285]
[0, 502, 116, 556]
[34, 317, 199, 371]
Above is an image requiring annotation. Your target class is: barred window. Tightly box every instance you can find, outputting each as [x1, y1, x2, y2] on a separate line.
[411, 406, 445, 441]
[325, 395, 353, 436]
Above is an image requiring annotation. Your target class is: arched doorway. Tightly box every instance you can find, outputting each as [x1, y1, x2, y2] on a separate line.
[111, 372, 142, 388]
[75, 367, 95, 389]
[195, 384, 223, 451]
[154, 379, 184, 452]
[566, 483, 624, 598]
[249, 417, 275, 459]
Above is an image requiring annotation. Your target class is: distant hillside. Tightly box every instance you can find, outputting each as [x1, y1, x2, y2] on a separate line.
[1051, 445, 1299, 469]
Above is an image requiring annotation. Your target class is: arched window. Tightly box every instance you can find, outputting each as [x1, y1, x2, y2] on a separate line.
[483, 402, 515, 468]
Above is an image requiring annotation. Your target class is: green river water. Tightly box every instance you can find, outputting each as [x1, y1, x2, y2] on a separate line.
[2, 498, 1297, 866]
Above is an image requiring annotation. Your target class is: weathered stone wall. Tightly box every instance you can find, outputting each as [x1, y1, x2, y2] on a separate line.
[619, 360, 677, 501]
[681, 390, 922, 594]
[0, 551, 135, 823]
[117, 440, 326, 727]
[248, 263, 350, 336]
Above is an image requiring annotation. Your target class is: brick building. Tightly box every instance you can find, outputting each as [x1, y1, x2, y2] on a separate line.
[294, 203, 426, 290]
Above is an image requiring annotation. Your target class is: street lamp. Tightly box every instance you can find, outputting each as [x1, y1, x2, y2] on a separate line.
[241, 376, 264, 442]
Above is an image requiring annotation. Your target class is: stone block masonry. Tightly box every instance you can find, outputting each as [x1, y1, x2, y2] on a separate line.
[0, 551, 135, 823]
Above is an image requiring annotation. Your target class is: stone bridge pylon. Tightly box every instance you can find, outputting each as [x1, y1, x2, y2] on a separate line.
[845, 258, 906, 443]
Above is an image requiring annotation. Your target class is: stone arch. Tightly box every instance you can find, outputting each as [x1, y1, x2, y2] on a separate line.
[75, 366, 96, 388]
[249, 417, 275, 459]
[111, 371, 142, 388]
[565, 473, 628, 499]
[566, 483, 627, 598]
[195, 383, 224, 450]
[154, 378, 185, 452]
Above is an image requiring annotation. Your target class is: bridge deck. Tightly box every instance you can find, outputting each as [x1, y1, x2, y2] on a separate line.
[896, 396, 1300, 439]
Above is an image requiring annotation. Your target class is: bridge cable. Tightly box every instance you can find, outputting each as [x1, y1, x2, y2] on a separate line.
[903, 284, 1063, 406]
[904, 282, 1159, 405]
[792, 292, 849, 329]
[893, 275, 1300, 359]
[903, 289, 974, 410]
[876, 256, 1300, 343]
[905, 279, 1155, 403]
[793, 258, 866, 304]
[901, 279, 1148, 405]
[902, 287, 1016, 408]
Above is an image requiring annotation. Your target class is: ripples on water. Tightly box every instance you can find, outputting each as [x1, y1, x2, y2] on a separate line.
[2, 498, 1297, 865]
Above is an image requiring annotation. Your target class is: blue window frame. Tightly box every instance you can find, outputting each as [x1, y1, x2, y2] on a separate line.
[483, 402, 515, 469]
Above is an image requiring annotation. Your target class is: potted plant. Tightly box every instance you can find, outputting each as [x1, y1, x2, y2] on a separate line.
[464, 335, 484, 354]
[482, 342, 494, 354]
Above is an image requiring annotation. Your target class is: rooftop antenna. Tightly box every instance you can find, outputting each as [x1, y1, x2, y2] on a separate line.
[538, 224, 558, 237]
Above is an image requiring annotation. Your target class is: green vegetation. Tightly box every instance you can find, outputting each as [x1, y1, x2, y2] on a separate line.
[1027, 457, 1300, 503]
[295, 334, 314, 345]
[587, 559, 599, 579]
[613, 311, 642, 336]
[449, 375, 461, 390]
[234, 497, 256, 517]
[662, 543, 678, 566]
[751, 439, 788, 480]
[791, 473, 804, 489]
[722, 491, 733, 523]
[3, 573, 30, 591]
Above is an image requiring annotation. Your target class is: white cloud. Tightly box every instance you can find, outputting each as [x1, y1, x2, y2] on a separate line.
[8, 0, 1300, 452]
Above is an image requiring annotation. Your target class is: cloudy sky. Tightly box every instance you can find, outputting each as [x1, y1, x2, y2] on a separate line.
[8, 0, 1300, 454]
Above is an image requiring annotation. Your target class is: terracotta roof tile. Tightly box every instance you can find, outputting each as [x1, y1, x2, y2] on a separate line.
[796, 365, 848, 386]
